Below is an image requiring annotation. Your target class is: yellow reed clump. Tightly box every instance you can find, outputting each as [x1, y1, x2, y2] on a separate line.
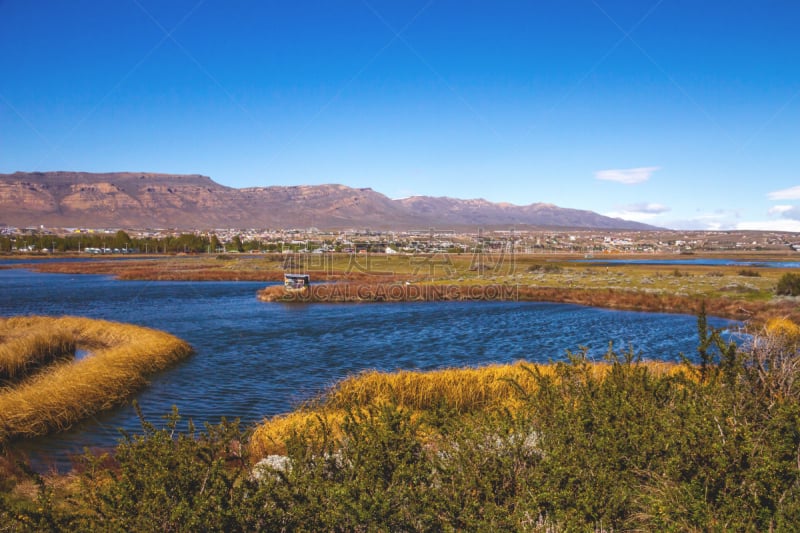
[325, 362, 546, 412]
[0, 319, 76, 384]
[765, 317, 800, 346]
[249, 359, 686, 457]
[0, 316, 193, 444]
[250, 409, 348, 458]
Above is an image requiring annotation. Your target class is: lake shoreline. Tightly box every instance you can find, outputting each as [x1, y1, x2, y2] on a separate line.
[257, 282, 800, 326]
[5, 251, 798, 325]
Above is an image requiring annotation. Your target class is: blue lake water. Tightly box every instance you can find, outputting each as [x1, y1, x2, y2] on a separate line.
[0, 268, 737, 468]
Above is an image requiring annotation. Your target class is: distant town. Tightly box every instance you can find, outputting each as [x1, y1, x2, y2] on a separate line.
[2, 225, 800, 255]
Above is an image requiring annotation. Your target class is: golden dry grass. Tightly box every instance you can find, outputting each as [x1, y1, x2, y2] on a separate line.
[249, 360, 688, 457]
[257, 281, 800, 326]
[30, 257, 417, 283]
[766, 317, 800, 342]
[0, 318, 76, 384]
[0, 316, 192, 444]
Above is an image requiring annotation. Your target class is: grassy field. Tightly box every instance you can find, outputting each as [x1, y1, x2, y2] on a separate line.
[0, 316, 193, 445]
[22, 250, 799, 290]
[21, 251, 800, 322]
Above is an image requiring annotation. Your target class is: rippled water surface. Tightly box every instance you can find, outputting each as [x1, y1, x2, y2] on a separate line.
[0, 268, 736, 466]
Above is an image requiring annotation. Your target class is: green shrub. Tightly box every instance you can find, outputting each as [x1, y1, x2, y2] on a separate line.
[777, 272, 800, 296]
[4, 315, 800, 530]
[71, 406, 266, 532]
[528, 263, 563, 273]
[738, 268, 761, 277]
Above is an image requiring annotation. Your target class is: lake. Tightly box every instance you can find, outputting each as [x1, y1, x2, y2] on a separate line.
[0, 268, 737, 468]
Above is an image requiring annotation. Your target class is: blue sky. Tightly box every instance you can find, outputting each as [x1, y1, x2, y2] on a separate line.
[1, 1, 799, 230]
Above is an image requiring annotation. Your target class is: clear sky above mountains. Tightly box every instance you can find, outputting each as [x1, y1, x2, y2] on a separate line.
[1, 1, 799, 230]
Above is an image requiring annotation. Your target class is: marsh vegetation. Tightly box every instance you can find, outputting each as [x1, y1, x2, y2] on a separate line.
[3, 315, 800, 530]
[23, 251, 798, 322]
[0, 316, 192, 445]
[3, 253, 800, 529]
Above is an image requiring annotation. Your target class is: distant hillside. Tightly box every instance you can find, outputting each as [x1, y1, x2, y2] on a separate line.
[0, 171, 659, 230]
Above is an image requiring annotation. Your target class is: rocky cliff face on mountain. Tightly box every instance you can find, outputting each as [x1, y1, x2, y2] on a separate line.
[0, 171, 657, 230]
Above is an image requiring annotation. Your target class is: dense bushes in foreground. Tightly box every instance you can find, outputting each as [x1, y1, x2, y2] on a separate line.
[3, 315, 800, 531]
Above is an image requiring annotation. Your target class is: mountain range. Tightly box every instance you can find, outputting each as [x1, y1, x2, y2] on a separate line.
[0, 171, 657, 231]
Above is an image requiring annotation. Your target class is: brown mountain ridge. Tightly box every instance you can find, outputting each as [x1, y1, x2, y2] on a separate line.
[0, 171, 658, 230]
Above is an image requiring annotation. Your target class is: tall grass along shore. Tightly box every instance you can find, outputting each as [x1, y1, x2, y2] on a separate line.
[3, 315, 800, 530]
[0, 316, 192, 444]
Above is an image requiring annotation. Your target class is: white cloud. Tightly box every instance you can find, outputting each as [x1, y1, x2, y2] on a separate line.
[767, 204, 800, 220]
[737, 219, 800, 232]
[595, 166, 660, 185]
[664, 213, 734, 231]
[769, 205, 795, 215]
[768, 186, 800, 200]
[617, 202, 670, 214]
[604, 211, 658, 222]
[604, 202, 670, 223]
